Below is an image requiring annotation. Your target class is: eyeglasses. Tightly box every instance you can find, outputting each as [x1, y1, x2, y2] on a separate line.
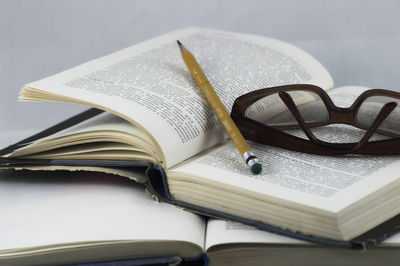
[231, 84, 400, 155]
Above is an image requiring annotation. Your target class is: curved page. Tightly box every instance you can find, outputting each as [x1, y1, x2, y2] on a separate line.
[21, 27, 333, 168]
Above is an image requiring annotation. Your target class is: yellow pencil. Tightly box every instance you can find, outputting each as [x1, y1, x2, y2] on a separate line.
[177, 40, 262, 174]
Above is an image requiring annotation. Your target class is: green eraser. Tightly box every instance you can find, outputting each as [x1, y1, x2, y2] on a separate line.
[251, 163, 262, 174]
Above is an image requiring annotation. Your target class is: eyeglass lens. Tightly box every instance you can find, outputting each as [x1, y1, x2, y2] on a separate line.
[244, 91, 400, 143]
[356, 96, 400, 136]
[244, 90, 329, 127]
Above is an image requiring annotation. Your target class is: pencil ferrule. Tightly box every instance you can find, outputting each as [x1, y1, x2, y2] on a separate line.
[243, 151, 257, 165]
[247, 157, 260, 167]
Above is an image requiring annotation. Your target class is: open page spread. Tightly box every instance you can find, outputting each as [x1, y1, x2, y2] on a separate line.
[22, 27, 333, 168]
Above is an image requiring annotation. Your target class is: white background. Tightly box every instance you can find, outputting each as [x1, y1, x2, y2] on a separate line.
[1, 0, 400, 147]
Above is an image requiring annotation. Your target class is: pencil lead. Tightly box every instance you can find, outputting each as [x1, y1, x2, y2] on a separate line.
[177, 40, 188, 55]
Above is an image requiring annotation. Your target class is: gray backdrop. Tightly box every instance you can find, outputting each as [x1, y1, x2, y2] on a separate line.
[1, 0, 400, 147]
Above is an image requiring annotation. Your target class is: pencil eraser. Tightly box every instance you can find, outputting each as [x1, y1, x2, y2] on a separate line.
[251, 163, 262, 174]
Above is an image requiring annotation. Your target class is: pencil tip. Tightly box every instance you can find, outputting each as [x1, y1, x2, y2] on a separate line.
[177, 40, 189, 55]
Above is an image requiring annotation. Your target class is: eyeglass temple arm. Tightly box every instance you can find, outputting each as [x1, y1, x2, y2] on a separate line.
[278, 92, 321, 143]
[349, 101, 397, 153]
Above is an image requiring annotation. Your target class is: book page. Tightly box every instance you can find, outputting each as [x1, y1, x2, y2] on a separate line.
[22, 27, 333, 168]
[382, 232, 400, 245]
[205, 219, 400, 250]
[170, 84, 400, 213]
[205, 219, 305, 250]
[172, 137, 400, 212]
[7, 112, 161, 162]
[0, 169, 205, 253]
[27, 112, 153, 145]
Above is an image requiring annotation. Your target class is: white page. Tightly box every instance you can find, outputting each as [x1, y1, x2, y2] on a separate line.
[8, 112, 159, 160]
[23, 27, 333, 168]
[0, 169, 205, 252]
[170, 140, 400, 213]
[205, 219, 400, 249]
[205, 219, 305, 250]
[382, 233, 400, 245]
[29, 112, 152, 145]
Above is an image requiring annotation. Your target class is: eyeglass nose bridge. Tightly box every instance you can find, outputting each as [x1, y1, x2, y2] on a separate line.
[328, 106, 358, 125]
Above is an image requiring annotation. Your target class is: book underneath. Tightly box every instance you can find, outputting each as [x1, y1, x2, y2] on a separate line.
[1, 169, 400, 266]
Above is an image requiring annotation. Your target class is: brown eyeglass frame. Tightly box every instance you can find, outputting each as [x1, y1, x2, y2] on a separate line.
[231, 84, 400, 155]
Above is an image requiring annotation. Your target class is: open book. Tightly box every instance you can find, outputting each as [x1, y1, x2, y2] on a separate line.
[1, 27, 400, 248]
[2, 169, 400, 266]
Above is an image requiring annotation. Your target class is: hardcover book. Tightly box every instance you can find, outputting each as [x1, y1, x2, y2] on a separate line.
[2, 27, 400, 248]
[1, 170, 400, 266]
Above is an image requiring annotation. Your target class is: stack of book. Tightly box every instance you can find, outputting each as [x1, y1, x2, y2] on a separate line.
[1, 27, 400, 266]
